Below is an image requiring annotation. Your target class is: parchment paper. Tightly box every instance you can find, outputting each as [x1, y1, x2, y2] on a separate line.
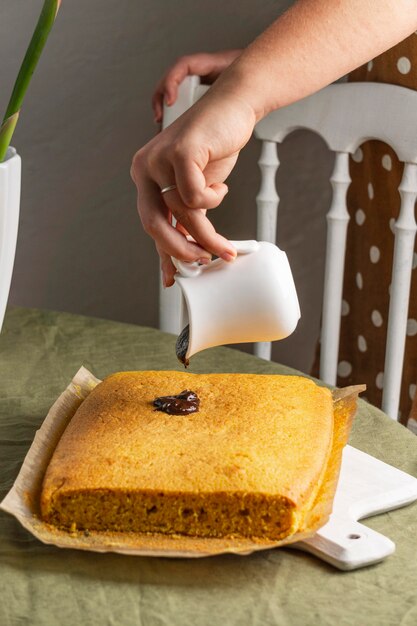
[0, 366, 365, 557]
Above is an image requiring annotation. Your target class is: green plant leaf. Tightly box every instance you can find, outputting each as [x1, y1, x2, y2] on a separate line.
[0, 113, 20, 163]
[0, 0, 61, 162]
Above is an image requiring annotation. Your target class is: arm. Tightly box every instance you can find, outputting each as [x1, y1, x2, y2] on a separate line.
[132, 0, 417, 287]
[216, 0, 417, 120]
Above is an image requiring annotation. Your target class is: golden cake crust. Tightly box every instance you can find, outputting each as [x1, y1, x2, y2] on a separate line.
[40, 371, 334, 539]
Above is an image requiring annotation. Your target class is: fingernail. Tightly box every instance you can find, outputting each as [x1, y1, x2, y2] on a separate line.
[221, 252, 236, 262]
[198, 257, 211, 265]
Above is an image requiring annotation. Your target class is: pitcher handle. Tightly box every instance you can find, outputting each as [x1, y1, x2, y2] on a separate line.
[173, 240, 260, 278]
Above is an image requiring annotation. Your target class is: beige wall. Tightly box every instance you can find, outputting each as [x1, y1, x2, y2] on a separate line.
[0, 0, 333, 372]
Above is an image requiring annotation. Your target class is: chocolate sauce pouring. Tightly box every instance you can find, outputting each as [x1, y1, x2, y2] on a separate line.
[176, 324, 190, 367]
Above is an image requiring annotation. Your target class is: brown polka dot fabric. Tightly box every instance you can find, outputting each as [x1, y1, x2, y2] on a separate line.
[313, 34, 417, 432]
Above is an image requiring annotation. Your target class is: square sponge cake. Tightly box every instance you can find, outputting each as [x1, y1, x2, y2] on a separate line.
[40, 371, 334, 540]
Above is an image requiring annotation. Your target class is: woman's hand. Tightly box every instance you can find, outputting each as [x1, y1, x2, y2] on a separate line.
[152, 50, 242, 123]
[131, 86, 256, 287]
[134, 0, 417, 288]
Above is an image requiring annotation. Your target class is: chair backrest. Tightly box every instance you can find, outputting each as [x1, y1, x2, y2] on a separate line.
[160, 76, 417, 421]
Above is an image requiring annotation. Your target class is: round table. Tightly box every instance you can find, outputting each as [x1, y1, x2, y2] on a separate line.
[1, 308, 416, 626]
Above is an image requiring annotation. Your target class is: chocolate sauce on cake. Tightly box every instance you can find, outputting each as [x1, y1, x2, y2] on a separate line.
[176, 324, 190, 367]
[153, 389, 200, 415]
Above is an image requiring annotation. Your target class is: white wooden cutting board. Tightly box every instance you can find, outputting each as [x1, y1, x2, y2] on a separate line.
[292, 445, 417, 570]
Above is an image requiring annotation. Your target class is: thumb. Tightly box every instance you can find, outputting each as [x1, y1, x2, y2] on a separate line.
[174, 159, 228, 209]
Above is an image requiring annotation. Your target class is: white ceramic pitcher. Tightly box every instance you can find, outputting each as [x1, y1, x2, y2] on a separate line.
[173, 240, 300, 361]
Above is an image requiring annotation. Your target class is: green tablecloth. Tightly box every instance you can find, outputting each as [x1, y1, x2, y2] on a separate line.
[1, 307, 416, 626]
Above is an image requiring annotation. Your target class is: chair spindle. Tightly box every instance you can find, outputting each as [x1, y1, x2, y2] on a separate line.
[255, 140, 280, 360]
[320, 151, 351, 385]
[382, 162, 417, 419]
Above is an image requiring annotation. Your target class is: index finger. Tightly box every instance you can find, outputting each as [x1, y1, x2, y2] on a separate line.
[163, 189, 237, 261]
[136, 181, 213, 263]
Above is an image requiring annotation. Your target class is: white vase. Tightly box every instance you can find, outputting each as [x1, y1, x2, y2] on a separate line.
[0, 147, 21, 332]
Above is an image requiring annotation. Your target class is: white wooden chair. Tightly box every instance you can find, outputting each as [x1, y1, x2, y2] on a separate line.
[160, 76, 417, 422]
